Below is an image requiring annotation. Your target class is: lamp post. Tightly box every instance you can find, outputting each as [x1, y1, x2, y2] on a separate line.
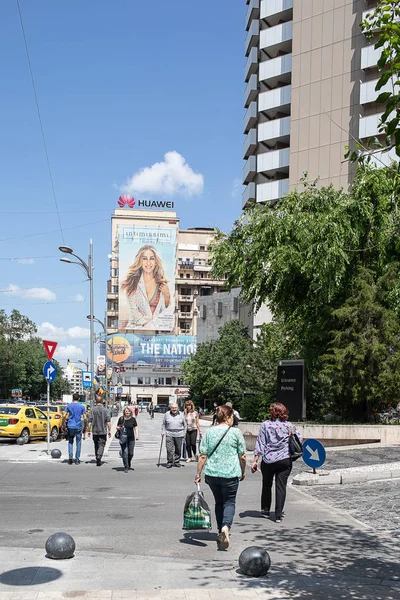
[59, 240, 94, 410]
[86, 314, 109, 408]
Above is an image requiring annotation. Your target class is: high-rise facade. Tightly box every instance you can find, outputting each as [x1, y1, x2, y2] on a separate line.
[243, 0, 397, 208]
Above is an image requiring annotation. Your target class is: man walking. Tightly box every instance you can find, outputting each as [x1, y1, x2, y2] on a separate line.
[63, 393, 87, 465]
[87, 395, 111, 466]
[161, 403, 186, 468]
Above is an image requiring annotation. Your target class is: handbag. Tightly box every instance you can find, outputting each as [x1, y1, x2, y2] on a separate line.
[183, 484, 212, 530]
[208, 426, 231, 459]
[115, 419, 128, 444]
[289, 432, 303, 461]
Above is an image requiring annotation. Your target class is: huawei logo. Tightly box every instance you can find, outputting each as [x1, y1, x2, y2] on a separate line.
[118, 195, 135, 208]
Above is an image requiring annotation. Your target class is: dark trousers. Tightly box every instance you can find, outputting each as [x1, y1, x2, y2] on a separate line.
[165, 436, 183, 464]
[120, 439, 135, 469]
[205, 475, 239, 532]
[93, 434, 107, 461]
[186, 429, 198, 458]
[261, 458, 292, 518]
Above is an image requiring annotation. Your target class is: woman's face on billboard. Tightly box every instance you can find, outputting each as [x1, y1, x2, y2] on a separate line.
[141, 249, 156, 274]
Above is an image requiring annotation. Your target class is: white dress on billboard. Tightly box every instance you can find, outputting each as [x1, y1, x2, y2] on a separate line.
[126, 274, 172, 331]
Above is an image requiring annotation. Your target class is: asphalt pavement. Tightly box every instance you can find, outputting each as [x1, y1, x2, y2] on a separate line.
[1, 414, 400, 598]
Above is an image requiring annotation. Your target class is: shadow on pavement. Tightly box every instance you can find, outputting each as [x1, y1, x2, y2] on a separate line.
[186, 519, 400, 597]
[0, 566, 62, 586]
[180, 531, 219, 547]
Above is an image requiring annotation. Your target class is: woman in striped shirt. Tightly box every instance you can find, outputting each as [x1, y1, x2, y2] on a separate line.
[251, 403, 302, 523]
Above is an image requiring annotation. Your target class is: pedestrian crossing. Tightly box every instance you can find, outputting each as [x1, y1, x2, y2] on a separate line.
[107, 412, 164, 461]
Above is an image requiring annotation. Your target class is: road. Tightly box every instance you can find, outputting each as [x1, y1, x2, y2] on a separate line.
[1, 413, 400, 596]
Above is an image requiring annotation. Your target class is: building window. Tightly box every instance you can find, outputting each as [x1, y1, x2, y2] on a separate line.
[158, 377, 164, 385]
[180, 273, 183, 278]
[113, 268, 118, 277]
[145, 377, 151, 385]
[177, 378, 184, 385]
[186, 274, 190, 278]
[138, 377, 143, 385]
[166, 377, 172, 385]
[200, 245, 205, 251]
[113, 286, 119, 293]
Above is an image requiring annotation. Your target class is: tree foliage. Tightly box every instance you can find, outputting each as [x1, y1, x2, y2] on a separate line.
[209, 165, 400, 421]
[0, 310, 70, 400]
[361, 0, 400, 157]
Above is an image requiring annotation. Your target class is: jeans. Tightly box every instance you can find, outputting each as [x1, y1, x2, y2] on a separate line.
[165, 436, 183, 464]
[261, 458, 292, 518]
[67, 428, 82, 460]
[186, 429, 198, 459]
[93, 434, 107, 461]
[205, 475, 239, 532]
[120, 439, 135, 469]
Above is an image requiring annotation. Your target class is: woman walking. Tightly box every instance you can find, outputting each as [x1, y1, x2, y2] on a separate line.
[195, 405, 246, 550]
[183, 400, 201, 462]
[251, 402, 302, 523]
[117, 406, 139, 473]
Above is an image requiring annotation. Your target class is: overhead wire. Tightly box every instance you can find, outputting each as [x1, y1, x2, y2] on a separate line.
[0, 218, 109, 243]
[16, 0, 65, 244]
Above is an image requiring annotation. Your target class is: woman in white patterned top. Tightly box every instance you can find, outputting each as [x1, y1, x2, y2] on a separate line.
[183, 400, 201, 462]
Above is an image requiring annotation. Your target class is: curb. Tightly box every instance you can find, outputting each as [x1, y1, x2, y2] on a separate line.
[293, 466, 400, 486]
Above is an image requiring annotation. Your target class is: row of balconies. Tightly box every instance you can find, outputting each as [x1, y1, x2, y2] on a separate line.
[242, 179, 289, 208]
[246, 19, 293, 57]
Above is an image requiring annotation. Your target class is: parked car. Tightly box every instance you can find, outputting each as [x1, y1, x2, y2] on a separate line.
[0, 405, 60, 443]
[154, 404, 169, 413]
[36, 404, 66, 425]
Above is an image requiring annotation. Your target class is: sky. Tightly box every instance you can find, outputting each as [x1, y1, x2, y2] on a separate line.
[0, 0, 245, 367]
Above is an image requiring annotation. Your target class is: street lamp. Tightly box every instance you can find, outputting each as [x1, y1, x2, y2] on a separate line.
[59, 240, 94, 410]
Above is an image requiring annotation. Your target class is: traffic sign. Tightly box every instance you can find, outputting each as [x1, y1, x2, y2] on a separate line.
[302, 438, 326, 469]
[43, 340, 58, 361]
[117, 386, 123, 394]
[12, 388, 21, 397]
[43, 361, 57, 383]
[82, 371, 92, 389]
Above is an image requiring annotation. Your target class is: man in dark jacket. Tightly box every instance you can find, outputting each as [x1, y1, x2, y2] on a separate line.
[87, 395, 111, 466]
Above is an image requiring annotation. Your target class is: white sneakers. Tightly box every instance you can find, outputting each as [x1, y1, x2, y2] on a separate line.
[219, 526, 230, 550]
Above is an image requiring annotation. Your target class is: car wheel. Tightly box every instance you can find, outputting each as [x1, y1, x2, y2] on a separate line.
[20, 428, 30, 443]
[51, 426, 59, 442]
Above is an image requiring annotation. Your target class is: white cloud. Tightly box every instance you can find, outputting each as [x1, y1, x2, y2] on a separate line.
[120, 151, 204, 197]
[16, 258, 35, 265]
[37, 322, 90, 341]
[6, 284, 56, 302]
[56, 345, 84, 360]
[231, 178, 242, 198]
[72, 294, 85, 302]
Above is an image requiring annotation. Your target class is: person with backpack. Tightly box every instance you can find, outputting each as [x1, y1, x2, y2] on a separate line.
[251, 402, 303, 523]
[116, 406, 139, 473]
[195, 405, 246, 550]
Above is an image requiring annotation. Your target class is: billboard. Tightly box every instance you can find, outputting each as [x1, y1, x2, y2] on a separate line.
[118, 225, 176, 332]
[106, 334, 196, 368]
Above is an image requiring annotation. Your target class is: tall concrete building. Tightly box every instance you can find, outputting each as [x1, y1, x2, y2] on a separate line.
[105, 206, 226, 406]
[243, 0, 396, 208]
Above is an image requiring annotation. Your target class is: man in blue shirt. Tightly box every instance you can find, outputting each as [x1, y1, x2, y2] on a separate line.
[63, 393, 87, 465]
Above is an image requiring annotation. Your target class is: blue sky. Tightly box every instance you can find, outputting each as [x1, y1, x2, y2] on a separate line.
[0, 0, 244, 366]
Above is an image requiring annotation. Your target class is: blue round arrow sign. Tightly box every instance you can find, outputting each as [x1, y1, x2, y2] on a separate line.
[302, 438, 326, 469]
[43, 361, 57, 383]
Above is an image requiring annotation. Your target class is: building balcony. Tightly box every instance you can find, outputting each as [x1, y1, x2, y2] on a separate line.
[180, 328, 193, 335]
[243, 156, 257, 184]
[245, 47, 258, 83]
[244, 74, 258, 108]
[257, 147, 290, 175]
[259, 53, 292, 87]
[257, 178, 289, 204]
[359, 113, 382, 139]
[259, 84, 291, 116]
[194, 264, 212, 272]
[179, 312, 193, 319]
[361, 44, 381, 70]
[258, 115, 290, 146]
[246, 0, 260, 30]
[178, 294, 194, 302]
[369, 146, 398, 168]
[244, 101, 258, 133]
[245, 20, 260, 57]
[360, 78, 393, 105]
[243, 128, 257, 159]
[260, 21, 292, 57]
[242, 182, 256, 208]
[261, 0, 293, 24]
[362, 8, 399, 35]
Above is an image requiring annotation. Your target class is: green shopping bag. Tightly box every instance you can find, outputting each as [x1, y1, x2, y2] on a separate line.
[183, 484, 212, 530]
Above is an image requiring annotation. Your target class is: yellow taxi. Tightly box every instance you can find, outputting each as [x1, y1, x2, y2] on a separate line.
[36, 404, 66, 424]
[0, 405, 60, 443]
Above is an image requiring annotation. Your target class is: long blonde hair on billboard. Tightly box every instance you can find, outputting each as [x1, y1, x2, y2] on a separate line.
[121, 245, 167, 296]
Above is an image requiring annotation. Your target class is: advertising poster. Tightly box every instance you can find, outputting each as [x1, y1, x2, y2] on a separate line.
[118, 225, 176, 332]
[97, 355, 106, 377]
[106, 334, 196, 368]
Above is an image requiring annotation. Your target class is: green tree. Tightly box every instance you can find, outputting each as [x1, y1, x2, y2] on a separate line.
[361, 0, 400, 156]
[181, 320, 254, 406]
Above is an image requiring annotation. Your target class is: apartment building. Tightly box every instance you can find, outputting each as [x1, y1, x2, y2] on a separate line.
[243, 0, 396, 209]
[105, 206, 226, 405]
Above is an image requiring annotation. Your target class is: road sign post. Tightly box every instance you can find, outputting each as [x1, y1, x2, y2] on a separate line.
[302, 438, 326, 473]
[43, 361, 57, 455]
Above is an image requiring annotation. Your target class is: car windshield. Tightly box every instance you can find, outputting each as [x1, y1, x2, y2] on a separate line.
[37, 406, 57, 412]
[0, 407, 21, 415]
